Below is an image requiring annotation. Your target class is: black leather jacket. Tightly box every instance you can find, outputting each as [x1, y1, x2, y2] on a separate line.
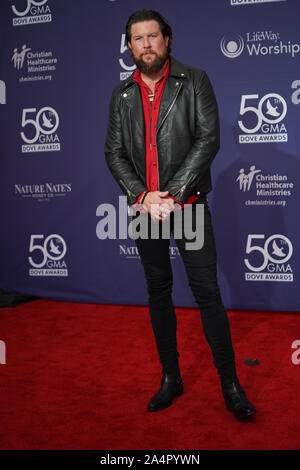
[104, 56, 220, 205]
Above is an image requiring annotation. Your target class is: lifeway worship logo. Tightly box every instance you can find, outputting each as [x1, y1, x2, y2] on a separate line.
[236, 165, 294, 207]
[0, 80, 6, 104]
[238, 93, 288, 143]
[231, 0, 286, 5]
[244, 234, 293, 282]
[12, 0, 52, 26]
[221, 30, 299, 59]
[20, 106, 60, 153]
[28, 234, 68, 276]
[12, 44, 57, 82]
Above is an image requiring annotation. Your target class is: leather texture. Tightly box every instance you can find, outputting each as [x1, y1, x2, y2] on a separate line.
[104, 56, 220, 205]
[222, 381, 256, 421]
[147, 374, 184, 412]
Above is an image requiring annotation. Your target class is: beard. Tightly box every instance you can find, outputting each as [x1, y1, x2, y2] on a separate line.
[131, 49, 168, 75]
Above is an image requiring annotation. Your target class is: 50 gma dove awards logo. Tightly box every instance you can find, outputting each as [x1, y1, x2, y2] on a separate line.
[244, 234, 293, 282]
[20, 106, 60, 153]
[28, 234, 68, 276]
[238, 93, 288, 143]
[220, 35, 244, 58]
[12, 0, 52, 26]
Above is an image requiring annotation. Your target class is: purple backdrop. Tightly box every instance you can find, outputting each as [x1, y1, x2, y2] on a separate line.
[0, 0, 299, 310]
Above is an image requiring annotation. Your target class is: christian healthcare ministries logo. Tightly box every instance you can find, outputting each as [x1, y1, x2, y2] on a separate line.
[236, 165, 294, 207]
[20, 106, 60, 153]
[12, 44, 57, 82]
[0, 80, 6, 104]
[12, 0, 52, 26]
[221, 30, 299, 60]
[238, 93, 287, 143]
[244, 234, 293, 282]
[28, 234, 68, 276]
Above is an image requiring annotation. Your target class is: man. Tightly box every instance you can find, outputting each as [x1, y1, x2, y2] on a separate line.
[105, 9, 256, 421]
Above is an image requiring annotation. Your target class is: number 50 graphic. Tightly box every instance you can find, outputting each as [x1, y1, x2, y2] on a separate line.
[244, 234, 293, 272]
[12, 0, 48, 16]
[238, 93, 287, 134]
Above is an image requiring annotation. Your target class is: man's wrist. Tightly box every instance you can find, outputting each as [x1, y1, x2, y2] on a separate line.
[140, 190, 149, 204]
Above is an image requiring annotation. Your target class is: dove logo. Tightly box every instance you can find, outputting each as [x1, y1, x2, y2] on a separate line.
[238, 92, 288, 144]
[20, 106, 60, 153]
[29, 234, 68, 276]
[244, 234, 293, 282]
[0, 80, 6, 104]
[12, 0, 51, 26]
[220, 35, 244, 58]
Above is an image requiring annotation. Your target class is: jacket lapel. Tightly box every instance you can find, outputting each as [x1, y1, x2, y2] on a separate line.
[121, 81, 145, 136]
[157, 56, 186, 131]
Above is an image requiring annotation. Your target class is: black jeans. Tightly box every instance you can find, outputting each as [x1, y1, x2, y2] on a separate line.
[131, 196, 237, 386]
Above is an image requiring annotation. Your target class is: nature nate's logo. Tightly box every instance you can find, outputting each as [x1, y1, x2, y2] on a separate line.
[238, 93, 287, 143]
[15, 182, 72, 202]
[12, 0, 52, 26]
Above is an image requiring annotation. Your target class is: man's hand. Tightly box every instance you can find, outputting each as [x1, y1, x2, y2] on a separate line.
[143, 191, 175, 223]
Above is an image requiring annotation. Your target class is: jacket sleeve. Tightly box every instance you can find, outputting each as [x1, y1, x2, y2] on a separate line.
[104, 87, 147, 205]
[164, 71, 220, 203]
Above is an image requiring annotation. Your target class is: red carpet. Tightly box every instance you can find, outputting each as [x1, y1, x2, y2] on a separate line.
[0, 299, 299, 450]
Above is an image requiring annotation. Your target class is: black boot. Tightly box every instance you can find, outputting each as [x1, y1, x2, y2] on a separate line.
[147, 374, 184, 412]
[222, 380, 256, 421]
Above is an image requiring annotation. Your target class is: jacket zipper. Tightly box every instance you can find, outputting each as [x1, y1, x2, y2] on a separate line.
[173, 173, 195, 199]
[156, 82, 182, 134]
[119, 179, 135, 199]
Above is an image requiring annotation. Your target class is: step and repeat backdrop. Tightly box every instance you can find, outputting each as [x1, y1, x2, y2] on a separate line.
[0, 0, 299, 310]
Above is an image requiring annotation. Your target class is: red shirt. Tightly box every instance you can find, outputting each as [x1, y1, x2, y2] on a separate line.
[132, 59, 198, 209]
